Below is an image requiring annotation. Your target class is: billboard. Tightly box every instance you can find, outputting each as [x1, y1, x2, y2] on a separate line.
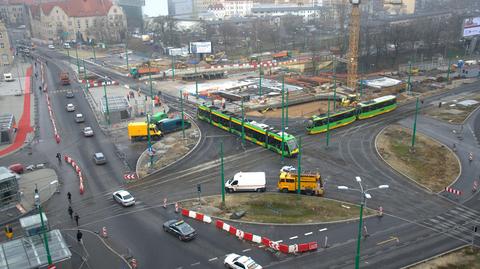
[190, 42, 212, 54]
[168, 48, 183, 56]
[463, 17, 480, 37]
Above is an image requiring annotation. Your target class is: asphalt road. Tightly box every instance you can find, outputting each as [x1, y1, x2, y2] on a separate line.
[28, 46, 480, 269]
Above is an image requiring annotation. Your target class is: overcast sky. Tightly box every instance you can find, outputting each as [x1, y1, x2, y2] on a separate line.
[144, 0, 168, 17]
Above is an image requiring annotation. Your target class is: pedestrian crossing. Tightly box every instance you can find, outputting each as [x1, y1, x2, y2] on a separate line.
[419, 206, 479, 244]
[48, 89, 81, 94]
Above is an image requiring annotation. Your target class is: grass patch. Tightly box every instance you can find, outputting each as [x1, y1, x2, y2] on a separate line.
[181, 193, 373, 224]
[425, 92, 480, 124]
[411, 247, 480, 269]
[376, 125, 460, 193]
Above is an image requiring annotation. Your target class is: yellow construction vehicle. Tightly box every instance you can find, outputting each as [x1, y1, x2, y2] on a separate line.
[278, 172, 324, 196]
[205, 51, 225, 64]
[127, 122, 162, 142]
[341, 94, 358, 107]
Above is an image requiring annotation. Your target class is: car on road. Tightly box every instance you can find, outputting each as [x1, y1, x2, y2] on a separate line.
[163, 220, 196, 241]
[224, 253, 262, 269]
[280, 165, 296, 173]
[8, 163, 24, 174]
[112, 190, 135, 206]
[66, 103, 75, 112]
[48, 44, 55, 49]
[65, 90, 74, 98]
[83, 127, 94, 137]
[93, 152, 106, 164]
[74, 113, 85, 123]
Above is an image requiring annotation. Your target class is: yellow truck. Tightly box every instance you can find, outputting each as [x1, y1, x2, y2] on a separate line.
[278, 172, 324, 196]
[127, 122, 162, 142]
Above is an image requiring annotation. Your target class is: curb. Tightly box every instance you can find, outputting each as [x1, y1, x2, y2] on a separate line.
[400, 244, 468, 269]
[374, 125, 462, 195]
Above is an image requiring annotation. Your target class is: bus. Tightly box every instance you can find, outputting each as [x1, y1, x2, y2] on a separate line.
[197, 105, 299, 157]
[306, 95, 397, 134]
[306, 108, 357, 134]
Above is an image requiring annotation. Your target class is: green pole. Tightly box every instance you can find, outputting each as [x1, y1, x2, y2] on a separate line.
[125, 40, 129, 71]
[354, 197, 365, 269]
[326, 95, 331, 148]
[35, 187, 52, 265]
[149, 65, 153, 113]
[411, 97, 419, 149]
[172, 56, 175, 80]
[195, 63, 199, 97]
[147, 114, 153, 166]
[180, 90, 185, 139]
[360, 76, 364, 100]
[281, 76, 285, 161]
[406, 61, 412, 95]
[103, 77, 110, 125]
[75, 43, 80, 74]
[241, 98, 245, 146]
[333, 57, 337, 110]
[286, 88, 289, 129]
[83, 60, 88, 91]
[333, 83, 337, 112]
[297, 136, 302, 195]
[259, 65, 262, 96]
[220, 140, 225, 206]
[91, 43, 96, 61]
[446, 58, 451, 81]
[66, 48, 70, 64]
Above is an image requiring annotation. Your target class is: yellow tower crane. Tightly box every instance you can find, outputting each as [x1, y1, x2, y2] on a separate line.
[346, 0, 361, 90]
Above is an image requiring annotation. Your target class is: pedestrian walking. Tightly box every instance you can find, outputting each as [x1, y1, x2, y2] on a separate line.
[68, 206, 73, 219]
[67, 192, 72, 203]
[56, 152, 62, 163]
[74, 213, 80, 226]
[76, 230, 83, 243]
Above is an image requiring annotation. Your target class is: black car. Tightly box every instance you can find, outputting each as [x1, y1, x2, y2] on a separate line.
[163, 220, 196, 241]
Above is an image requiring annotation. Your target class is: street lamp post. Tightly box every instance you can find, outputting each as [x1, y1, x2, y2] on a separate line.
[411, 97, 420, 149]
[180, 90, 185, 139]
[220, 140, 225, 207]
[258, 65, 263, 96]
[103, 76, 110, 125]
[241, 98, 245, 146]
[146, 114, 153, 166]
[195, 63, 199, 98]
[338, 177, 389, 269]
[83, 60, 88, 92]
[34, 187, 52, 265]
[75, 43, 80, 75]
[281, 75, 285, 162]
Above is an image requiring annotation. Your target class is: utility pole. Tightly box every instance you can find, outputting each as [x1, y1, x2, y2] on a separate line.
[258, 65, 263, 96]
[91, 43, 96, 61]
[83, 60, 88, 92]
[333, 56, 337, 111]
[411, 97, 419, 149]
[147, 114, 153, 166]
[66, 47, 70, 64]
[446, 57, 451, 82]
[326, 95, 331, 148]
[34, 187, 52, 266]
[241, 98, 245, 146]
[103, 76, 110, 125]
[172, 55, 175, 80]
[297, 136, 302, 195]
[355, 195, 365, 269]
[180, 90, 185, 139]
[75, 43, 80, 75]
[286, 88, 289, 130]
[406, 60, 412, 95]
[220, 140, 225, 207]
[195, 63, 199, 97]
[149, 64, 153, 114]
[281, 75, 285, 162]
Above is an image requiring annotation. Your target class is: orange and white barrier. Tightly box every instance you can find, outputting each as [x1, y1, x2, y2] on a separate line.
[181, 209, 212, 224]
[64, 155, 85, 194]
[43, 78, 61, 144]
[102, 226, 108, 238]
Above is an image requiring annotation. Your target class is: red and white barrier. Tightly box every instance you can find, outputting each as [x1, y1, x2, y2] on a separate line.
[473, 181, 478, 192]
[181, 209, 212, 224]
[45, 92, 60, 143]
[64, 155, 85, 194]
[445, 187, 462, 195]
[78, 79, 119, 88]
[102, 226, 108, 238]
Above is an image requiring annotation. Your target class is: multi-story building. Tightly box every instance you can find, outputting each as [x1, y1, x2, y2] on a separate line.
[168, 0, 195, 17]
[0, 21, 13, 65]
[251, 4, 323, 21]
[0, 0, 32, 26]
[112, 0, 145, 32]
[29, 0, 127, 43]
[224, 0, 253, 17]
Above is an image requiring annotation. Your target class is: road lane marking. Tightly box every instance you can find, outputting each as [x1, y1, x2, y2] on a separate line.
[208, 257, 218, 262]
[242, 248, 251, 252]
[304, 232, 313, 236]
[191, 262, 200, 266]
[376, 236, 399, 246]
[319, 228, 328, 232]
[275, 240, 283, 243]
[289, 236, 298, 240]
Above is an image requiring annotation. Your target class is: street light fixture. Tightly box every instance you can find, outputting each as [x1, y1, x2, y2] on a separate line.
[337, 177, 389, 269]
[34, 186, 53, 266]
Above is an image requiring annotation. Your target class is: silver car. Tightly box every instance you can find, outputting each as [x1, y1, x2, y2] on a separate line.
[93, 152, 106, 165]
[83, 127, 94, 137]
[112, 190, 135, 206]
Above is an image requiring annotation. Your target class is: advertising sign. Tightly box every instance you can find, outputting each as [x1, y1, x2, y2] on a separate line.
[168, 48, 183, 56]
[190, 42, 212, 54]
[463, 17, 480, 37]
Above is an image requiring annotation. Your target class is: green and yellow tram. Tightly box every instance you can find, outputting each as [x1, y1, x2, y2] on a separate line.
[306, 95, 397, 134]
[198, 105, 299, 157]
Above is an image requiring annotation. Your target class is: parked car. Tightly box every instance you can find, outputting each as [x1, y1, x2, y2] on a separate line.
[224, 253, 262, 269]
[93, 152, 106, 164]
[83, 127, 94, 137]
[163, 220, 196, 241]
[280, 166, 296, 173]
[65, 90, 74, 98]
[8, 163, 24, 174]
[74, 113, 85, 123]
[112, 190, 135, 206]
[48, 44, 55, 49]
[66, 103, 75, 112]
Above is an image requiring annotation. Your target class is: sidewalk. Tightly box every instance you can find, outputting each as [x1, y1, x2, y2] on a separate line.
[0, 168, 58, 226]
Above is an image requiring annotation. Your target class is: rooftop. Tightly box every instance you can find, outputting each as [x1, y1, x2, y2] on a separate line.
[32, 0, 114, 18]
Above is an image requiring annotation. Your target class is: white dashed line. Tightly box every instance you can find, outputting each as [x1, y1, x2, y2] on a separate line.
[289, 236, 298, 240]
[191, 262, 200, 266]
[259, 245, 265, 248]
[242, 248, 251, 252]
[304, 232, 313, 236]
[208, 257, 218, 262]
[319, 228, 328, 232]
[275, 240, 283, 243]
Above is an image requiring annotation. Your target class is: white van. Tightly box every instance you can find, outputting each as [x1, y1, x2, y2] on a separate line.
[225, 172, 266, 193]
[3, 73, 14, 82]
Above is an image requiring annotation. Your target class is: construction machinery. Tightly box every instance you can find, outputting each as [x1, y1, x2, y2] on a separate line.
[129, 66, 160, 79]
[205, 51, 225, 64]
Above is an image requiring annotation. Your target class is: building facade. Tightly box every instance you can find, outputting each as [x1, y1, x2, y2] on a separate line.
[0, 22, 12, 65]
[112, 0, 144, 32]
[251, 4, 323, 21]
[29, 0, 127, 43]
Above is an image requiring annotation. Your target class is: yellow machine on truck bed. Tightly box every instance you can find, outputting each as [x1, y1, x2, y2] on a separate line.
[127, 122, 162, 142]
[278, 172, 324, 196]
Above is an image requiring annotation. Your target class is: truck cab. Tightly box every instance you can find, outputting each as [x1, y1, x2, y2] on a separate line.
[278, 172, 324, 196]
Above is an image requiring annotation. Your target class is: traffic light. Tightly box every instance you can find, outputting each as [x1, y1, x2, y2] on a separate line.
[197, 184, 201, 193]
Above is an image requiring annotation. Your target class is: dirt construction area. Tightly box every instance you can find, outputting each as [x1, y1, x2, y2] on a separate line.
[424, 91, 480, 124]
[247, 100, 339, 118]
[411, 247, 480, 269]
[376, 125, 460, 193]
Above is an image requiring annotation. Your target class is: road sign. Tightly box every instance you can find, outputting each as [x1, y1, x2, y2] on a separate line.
[123, 173, 136, 180]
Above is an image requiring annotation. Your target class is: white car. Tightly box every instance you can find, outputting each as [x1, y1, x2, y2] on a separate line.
[83, 127, 94, 137]
[66, 103, 75, 112]
[112, 190, 135, 206]
[280, 165, 296, 173]
[224, 254, 262, 269]
[48, 44, 55, 49]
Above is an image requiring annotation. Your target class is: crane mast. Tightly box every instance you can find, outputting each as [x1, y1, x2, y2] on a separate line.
[347, 1, 361, 90]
